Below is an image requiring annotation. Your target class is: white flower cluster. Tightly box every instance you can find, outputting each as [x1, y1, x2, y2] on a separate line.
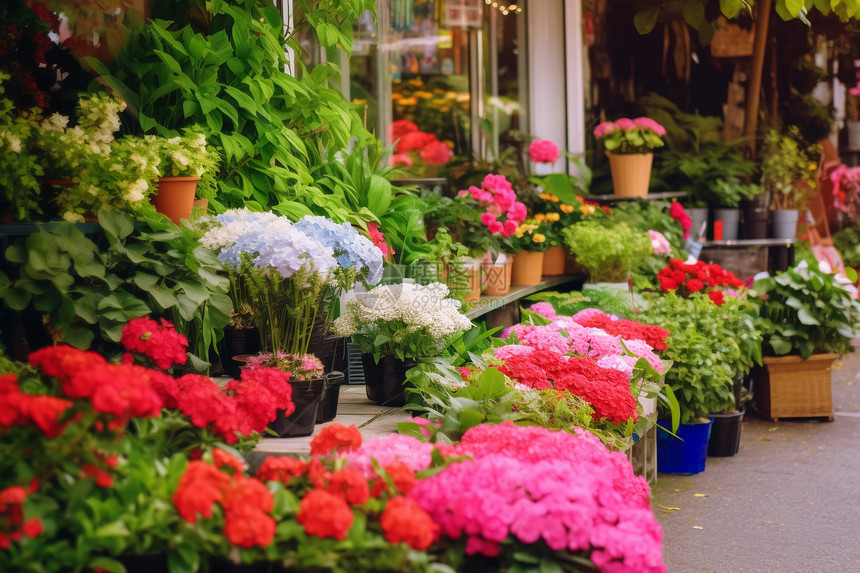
[332, 282, 472, 340]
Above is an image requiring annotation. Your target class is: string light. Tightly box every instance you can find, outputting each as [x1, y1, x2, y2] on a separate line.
[486, 0, 523, 15]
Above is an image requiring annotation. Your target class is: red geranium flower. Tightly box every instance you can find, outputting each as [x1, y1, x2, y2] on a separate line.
[121, 317, 188, 369]
[379, 496, 439, 550]
[296, 489, 354, 540]
[310, 423, 363, 456]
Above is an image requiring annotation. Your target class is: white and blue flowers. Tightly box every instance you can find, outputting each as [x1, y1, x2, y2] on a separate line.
[200, 209, 382, 286]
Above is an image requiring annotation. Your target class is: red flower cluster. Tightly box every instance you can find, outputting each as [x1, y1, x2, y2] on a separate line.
[379, 496, 439, 550]
[370, 462, 418, 497]
[173, 458, 275, 548]
[573, 315, 670, 352]
[121, 316, 188, 369]
[390, 120, 453, 166]
[296, 489, 354, 541]
[0, 373, 74, 438]
[0, 486, 42, 549]
[309, 423, 363, 456]
[669, 202, 692, 240]
[28, 346, 163, 421]
[657, 259, 743, 303]
[153, 366, 294, 444]
[497, 349, 638, 424]
[256, 456, 308, 485]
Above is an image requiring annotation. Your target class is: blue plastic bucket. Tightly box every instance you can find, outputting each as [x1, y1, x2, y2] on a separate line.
[656, 419, 714, 474]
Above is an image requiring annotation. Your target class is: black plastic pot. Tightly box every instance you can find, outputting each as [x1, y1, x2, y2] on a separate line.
[740, 195, 770, 240]
[707, 409, 744, 457]
[218, 326, 261, 378]
[361, 355, 415, 406]
[268, 377, 327, 437]
[316, 371, 345, 423]
[117, 553, 169, 573]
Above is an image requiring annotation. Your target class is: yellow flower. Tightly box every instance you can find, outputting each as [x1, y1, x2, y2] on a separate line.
[539, 193, 560, 203]
[534, 213, 546, 221]
[545, 212, 560, 222]
[580, 204, 596, 215]
[560, 204, 574, 214]
[808, 162, 818, 171]
[533, 234, 546, 243]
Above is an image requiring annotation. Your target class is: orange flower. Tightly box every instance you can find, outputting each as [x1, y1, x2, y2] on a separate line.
[309, 423, 362, 456]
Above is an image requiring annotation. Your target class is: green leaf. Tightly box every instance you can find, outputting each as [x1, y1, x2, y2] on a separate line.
[86, 557, 125, 573]
[456, 408, 485, 430]
[796, 306, 820, 325]
[683, 1, 706, 26]
[98, 211, 135, 241]
[720, 0, 744, 18]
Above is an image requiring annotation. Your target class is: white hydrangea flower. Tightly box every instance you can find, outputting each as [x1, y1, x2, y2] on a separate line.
[123, 179, 149, 203]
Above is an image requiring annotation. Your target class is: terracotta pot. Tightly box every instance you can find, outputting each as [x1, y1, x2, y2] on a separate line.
[608, 153, 653, 198]
[152, 177, 200, 224]
[511, 251, 545, 286]
[542, 245, 566, 276]
[564, 251, 584, 274]
[192, 198, 209, 211]
[483, 258, 513, 295]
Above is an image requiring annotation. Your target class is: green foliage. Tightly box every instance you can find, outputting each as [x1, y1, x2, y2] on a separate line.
[0, 72, 43, 220]
[0, 211, 231, 368]
[833, 226, 860, 267]
[639, 94, 755, 207]
[562, 220, 651, 283]
[637, 291, 756, 420]
[88, 0, 376, 215]
[761, 126, 821, 210]
[423, 192, 493, 259]
[752, 262, 860, 358]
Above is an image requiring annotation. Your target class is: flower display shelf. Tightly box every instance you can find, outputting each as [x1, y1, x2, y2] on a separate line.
[582, 191, 688, 204]
[465, 275, 585, 321]
[700, 238, 797, 276]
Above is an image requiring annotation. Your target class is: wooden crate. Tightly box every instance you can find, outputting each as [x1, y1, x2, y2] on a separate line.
[754, 354, 838, 421]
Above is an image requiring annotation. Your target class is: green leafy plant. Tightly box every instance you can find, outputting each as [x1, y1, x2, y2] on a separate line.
[709, 178, 764, 208]
[637, 291, 758, 420]
[752, 262, 860, 358]
[0, 72, 43, 221]
[761, 126, 821, 210]
[562, 220, 651, 283]
[0, 211, 232, 369]
[833, 226, 860, 268]
[87, 0, 376, 216]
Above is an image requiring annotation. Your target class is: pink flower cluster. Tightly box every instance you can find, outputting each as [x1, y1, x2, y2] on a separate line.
[408, 423, 665, 572]
[346, 434, 436, 479]
[529, 139, 560, 164]
[669, 202, 692, 241]
[594, 117, 666, 138]
[648, 230, 671, 255]
[458, 174, 527, 237]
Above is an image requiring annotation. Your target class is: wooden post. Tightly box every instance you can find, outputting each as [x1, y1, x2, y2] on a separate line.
[743, 0, 774, 156]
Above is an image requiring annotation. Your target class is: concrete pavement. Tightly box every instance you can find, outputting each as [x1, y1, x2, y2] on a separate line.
[652, 350, 860, 572]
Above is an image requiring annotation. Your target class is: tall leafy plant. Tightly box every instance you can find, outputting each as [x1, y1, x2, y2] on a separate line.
[87, 0, 375, 215]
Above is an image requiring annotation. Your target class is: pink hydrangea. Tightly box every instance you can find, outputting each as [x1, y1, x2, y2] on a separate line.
[410, 423, 665, 572]
[528, 302, 558, 320]
[529, 139, 561, 164]
[493, 344, 535, 361]
[597, 354, 638, 376]
[622, 339, 664, 374]
[571, 308, 618, 323]
[593, 121, 616, 138]
[614, 118, 636, 130]
[504, 324, 570, 354]
[346, 434, 435, 479]
[632, 117, 666, 136]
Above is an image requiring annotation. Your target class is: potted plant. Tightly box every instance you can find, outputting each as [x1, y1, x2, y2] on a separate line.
[507, 218, 551, 286]
[331, 282, 473, 406]
[638, 291, 752, 471]
[751, 261, 860, 420]
[562, 218, 651, 288]
[593, 116, 666, 198]
[708, 178, 764, 240]
[148, 129, 220, 223]
[761, 127, 821, 239]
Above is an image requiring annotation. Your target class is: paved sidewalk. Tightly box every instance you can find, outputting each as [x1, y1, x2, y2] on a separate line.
[652, 350, 860, 572]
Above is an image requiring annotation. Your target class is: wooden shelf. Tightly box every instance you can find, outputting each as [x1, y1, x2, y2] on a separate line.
[583, 191, 687, 203]
[465, 275, 584, 320]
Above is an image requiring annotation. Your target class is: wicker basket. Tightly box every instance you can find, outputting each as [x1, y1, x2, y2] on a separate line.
[754, 354, 838, 421]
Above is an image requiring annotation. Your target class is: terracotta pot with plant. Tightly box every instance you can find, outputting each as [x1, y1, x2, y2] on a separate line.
[593, 117, 666, 198]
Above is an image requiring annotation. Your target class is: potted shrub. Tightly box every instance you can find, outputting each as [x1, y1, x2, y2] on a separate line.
[751, 261, 860, 421]
[593, 117, 666, 198]
[331, 282, 473, 406]
[148, 129, 220, 223]
[761, 127, 821, 239]
[638, 291, 754, 471]
[562, 218, 651, 288]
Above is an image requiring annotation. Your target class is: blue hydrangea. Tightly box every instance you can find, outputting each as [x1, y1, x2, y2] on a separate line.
[294, 216, 383, 285]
